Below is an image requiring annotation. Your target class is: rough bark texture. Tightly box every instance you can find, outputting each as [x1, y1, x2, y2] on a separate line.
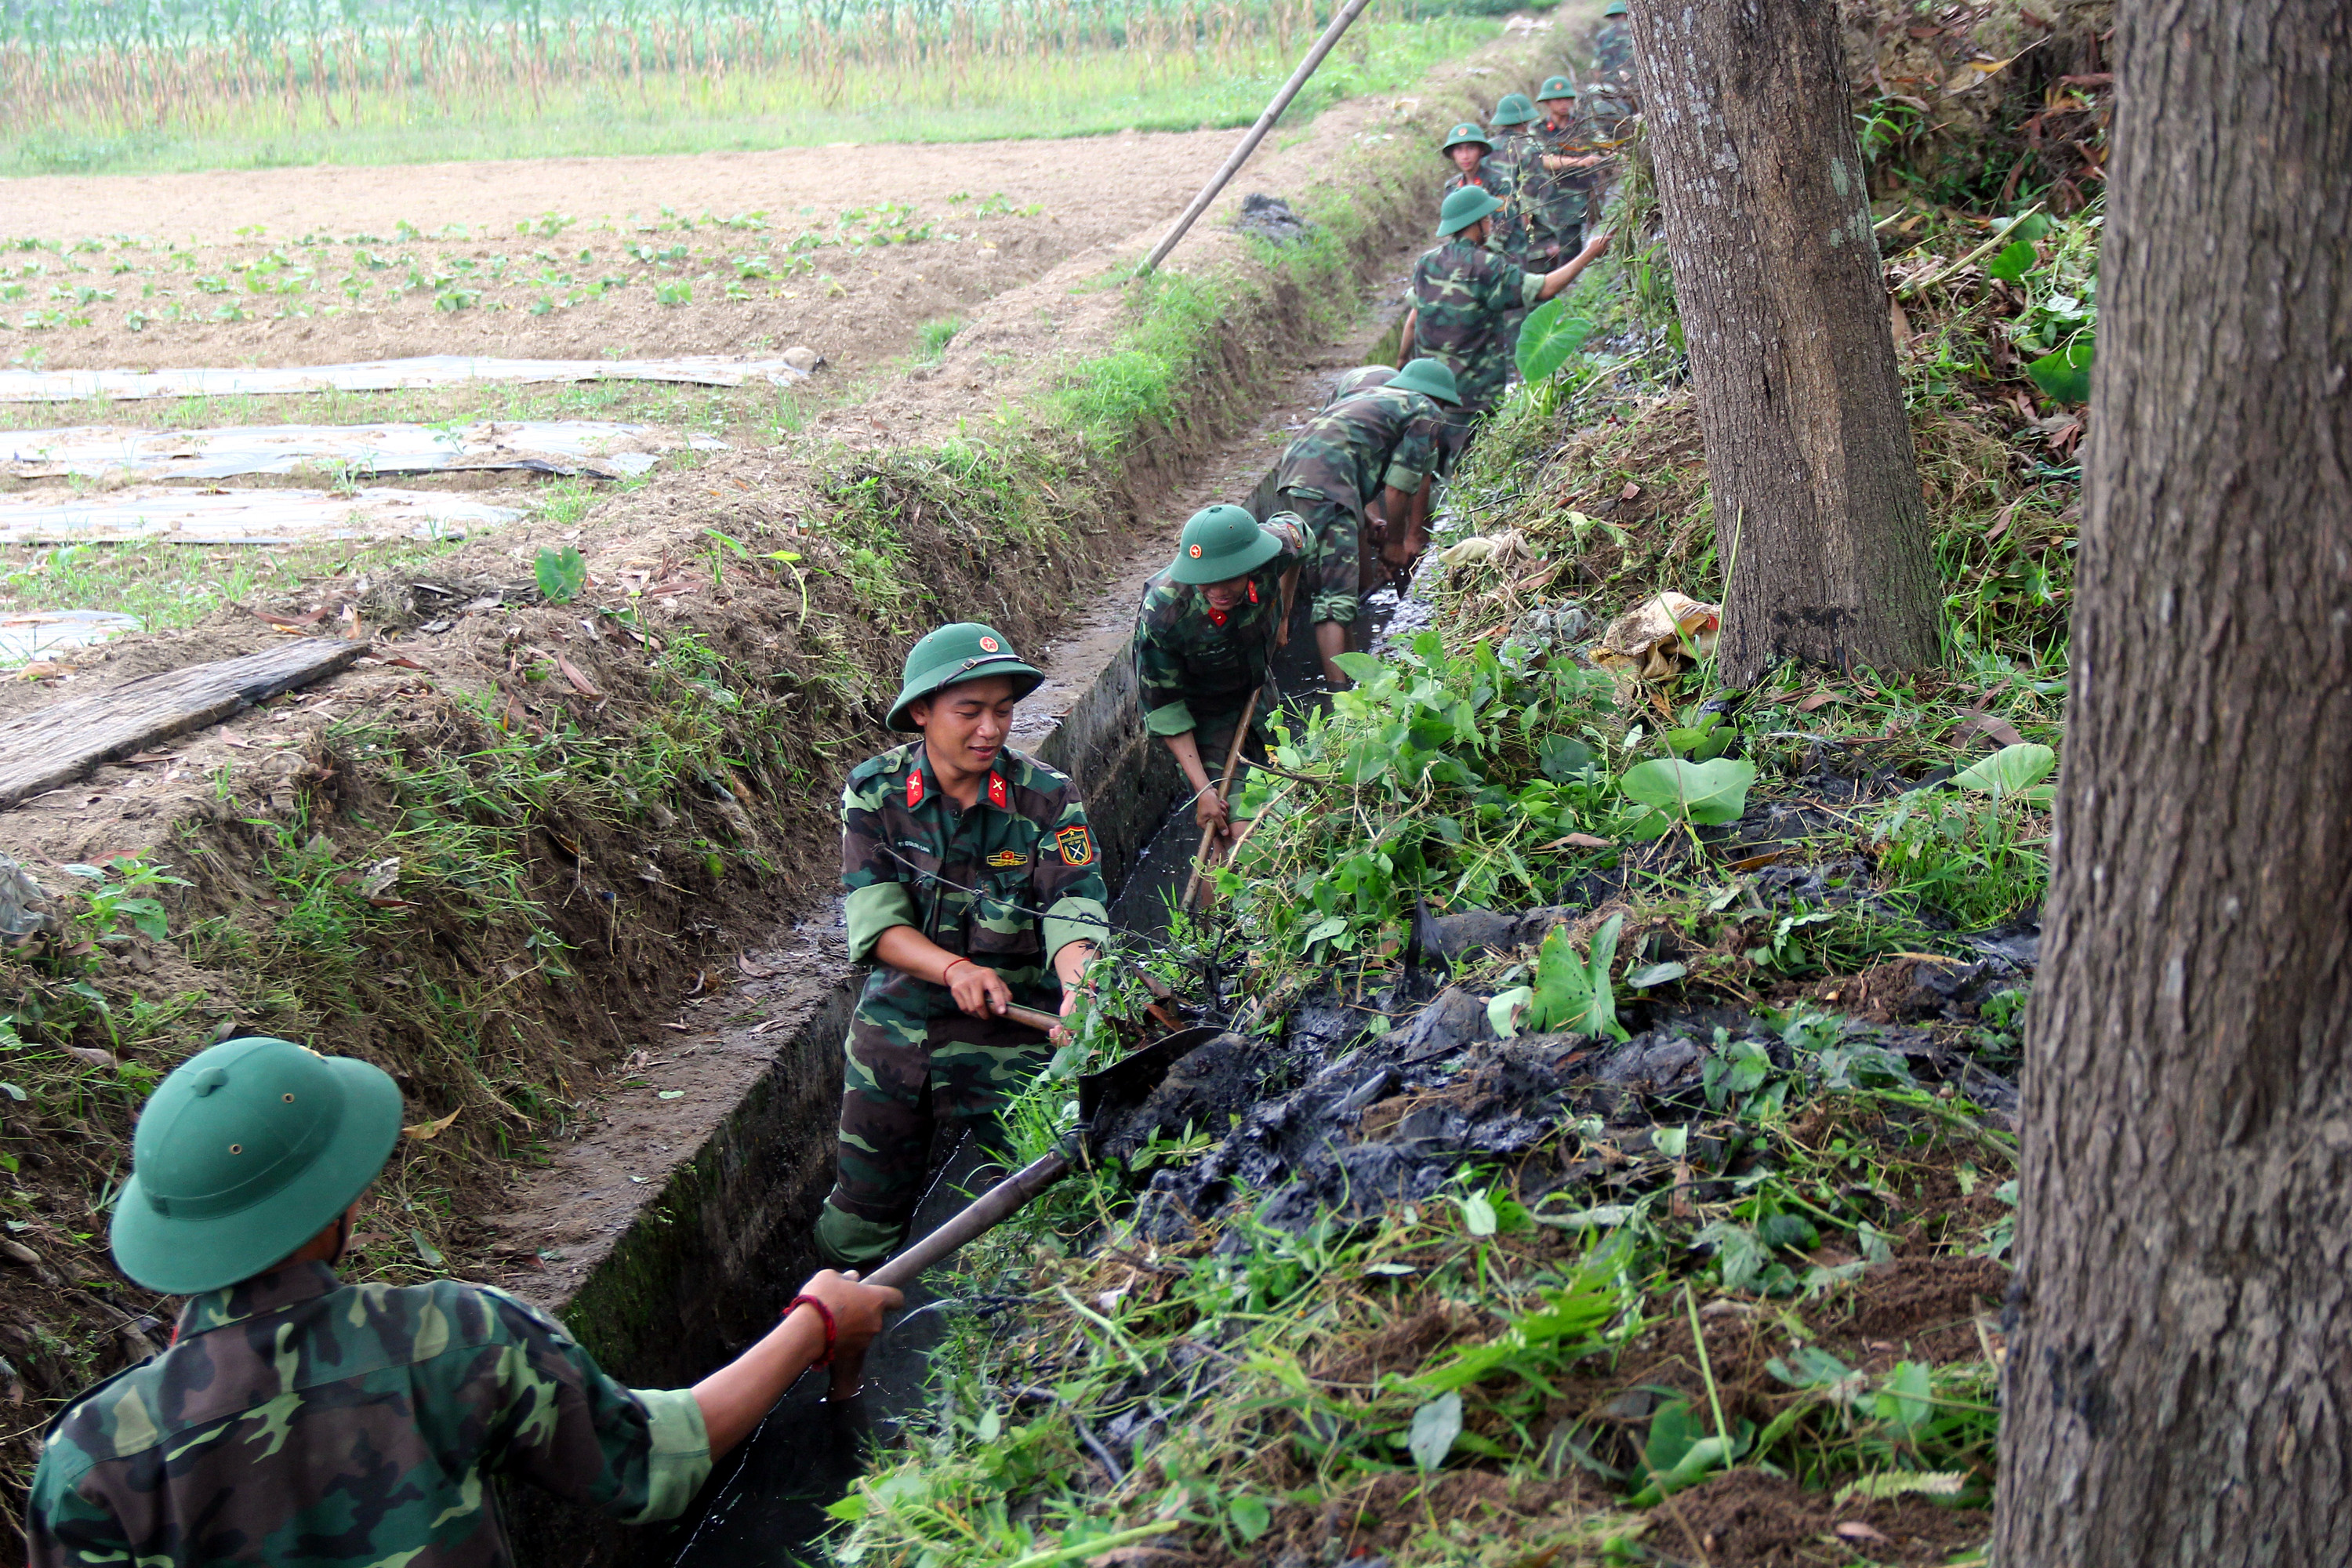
[1994, 2, 2352, 1562]
[1627, 0, 1940, 684]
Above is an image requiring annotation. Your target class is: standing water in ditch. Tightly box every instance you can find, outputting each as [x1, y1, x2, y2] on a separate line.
[670, 566, 1428, 1568]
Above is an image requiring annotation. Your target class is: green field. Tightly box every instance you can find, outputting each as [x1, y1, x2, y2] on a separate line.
[2, 0, 1513, 175]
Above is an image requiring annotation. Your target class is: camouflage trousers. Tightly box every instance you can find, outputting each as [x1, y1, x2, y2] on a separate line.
[1284, 491, 1362, 626]
[817, 1004, 1051, 1269]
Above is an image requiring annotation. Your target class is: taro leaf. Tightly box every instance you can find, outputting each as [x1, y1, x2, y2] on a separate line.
[1528, 915, 1630, 1041]
[1620, 757, 1756, 826]
[534, 545, 587, 604]
[1330, 651, 1386, 685]
[1228, 1496, 1272, 1543]
[1539, 733, 1596, 781]
[1984, 238, 2038, 283]
[1951, 742, 2056, 796]
[1625, 960, 1687, 989]
[2009, 211, 2054, 244]
[2027, 333, 2094, 403]
[1515, 296, 1595, 384]
[1408, 1392, 1464, 1473]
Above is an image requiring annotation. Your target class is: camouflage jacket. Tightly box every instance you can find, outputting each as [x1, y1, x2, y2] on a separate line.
[1322, 364, 1397, 408]
[1132, 514, 1305, 737]
[840, 742, 1109, 1019]
[1594, 18, 1634, 78]
[1273, 385, 1446, 515]
[1406, 240, 1547, 414]
[27, 1261, 708, 1568]
[1492, 130, 1549, 260]
[1441, 164, 1516, 256]
[1519, 116, 1598, 255]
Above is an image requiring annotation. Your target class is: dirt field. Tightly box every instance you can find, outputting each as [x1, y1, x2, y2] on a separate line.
[0, 129, 1240, 382]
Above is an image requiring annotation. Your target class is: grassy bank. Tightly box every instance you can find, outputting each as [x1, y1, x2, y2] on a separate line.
[818, 90, 2100, 1568]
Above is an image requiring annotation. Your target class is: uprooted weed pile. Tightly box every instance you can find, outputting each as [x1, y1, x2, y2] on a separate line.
[823, 7, 2101, 1563]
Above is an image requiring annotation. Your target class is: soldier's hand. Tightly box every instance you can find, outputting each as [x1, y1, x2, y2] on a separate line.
[1194, 787, 1232, 840]
[799, 1269, 901, 1354]
[1585, 228, 1615, 256]
[947, 959, 1014, 1018]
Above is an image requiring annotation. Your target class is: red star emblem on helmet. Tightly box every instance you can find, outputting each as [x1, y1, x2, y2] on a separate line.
[1189, 543, 1204, 558]
[978, 635, 1000, 652]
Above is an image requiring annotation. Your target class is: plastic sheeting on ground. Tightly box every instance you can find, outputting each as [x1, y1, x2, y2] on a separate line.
[2, 420, 725, 481]
[0, 609, 142, 664]
[0, 487, 520, 545]
[0, 354, 811, 404]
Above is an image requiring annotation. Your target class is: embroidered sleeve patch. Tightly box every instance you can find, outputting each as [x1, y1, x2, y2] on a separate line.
[985, 849, 1028, 868]
[1055, 825, 1096, 867]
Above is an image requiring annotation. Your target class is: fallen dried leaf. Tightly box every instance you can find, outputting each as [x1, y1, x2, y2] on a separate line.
[738, 954, 779, 979]
[1958, 713, 2027, 748]
[1536, 832, 1617, 851]
[404, 1107, 462, 1141]
[17, 662, 63, 681]
[555, 654, 604, 699]
[1620, 481, 1642, 501]
[1795, 690, 1845, 713]
[63, 1046, 118, 1070]
[246, 605, 329, 629]
[1835, 1522, 1892, 1544]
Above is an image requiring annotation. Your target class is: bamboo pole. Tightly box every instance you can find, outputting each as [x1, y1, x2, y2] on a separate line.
[1180, 690, 1260, 911]
[1137, 0, 1374, 276]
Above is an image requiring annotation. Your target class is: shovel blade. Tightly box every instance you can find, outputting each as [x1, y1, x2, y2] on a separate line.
[1076, 1025, 1225, 1152]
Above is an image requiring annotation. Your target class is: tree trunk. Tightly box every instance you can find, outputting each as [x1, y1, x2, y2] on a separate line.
[1994, 2, 2352, 1562]
[1625, 0, 1939, 684]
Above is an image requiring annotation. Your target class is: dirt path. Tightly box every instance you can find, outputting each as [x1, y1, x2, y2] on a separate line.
[0, 129, 1236, 383]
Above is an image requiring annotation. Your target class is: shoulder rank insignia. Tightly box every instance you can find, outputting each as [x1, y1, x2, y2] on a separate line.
[986, 772, 1010, 809]
[986, 849, 1027, 869]
[1055, 825, 1096, 867]
[906, 770, 924, 808]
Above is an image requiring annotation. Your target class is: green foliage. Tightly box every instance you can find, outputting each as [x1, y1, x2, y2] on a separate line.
[1515, 296, 1595, 383]
[533, 545, 587, 604]
[61, 855, 187, 946]
[1619, 757, 1755, 835]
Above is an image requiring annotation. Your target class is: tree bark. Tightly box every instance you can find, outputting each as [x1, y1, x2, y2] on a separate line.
[1626, 0, 1939, 685]
[1994, 2, 2352, 1562]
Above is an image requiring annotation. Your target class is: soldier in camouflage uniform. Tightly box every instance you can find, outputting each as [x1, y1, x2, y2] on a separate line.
[1588, 0, 1640, 140]
[28, 1034, 896, 1568]
[819, 622, 1109, 1269]
[1323, 364, 1397, 408]
[1272, 358, 1459, 688]
[1593, 0, 1634, 79]
[1522, 77, 1606, 269]
[1398, 186, 1613, 474]
[1438, 121, 1508, 232]
[1486, 93, 1543, 267]
[1133, 506, 1303, 844]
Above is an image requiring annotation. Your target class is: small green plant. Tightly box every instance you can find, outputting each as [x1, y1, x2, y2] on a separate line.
[62, 855, 187, 946]
[533, 545, 587, 603]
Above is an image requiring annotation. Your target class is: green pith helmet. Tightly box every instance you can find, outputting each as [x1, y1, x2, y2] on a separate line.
[1603, 1, 1628, 14]
[1169, 503, 1283, 586]
[1388, 358, 1461, 406]
[1438, 184, 1503, 236]
[1440, 121, 1492, 154]
[1491, 93, 1537, 126]
[1538, 75, 1578, 101]
[111, 1036, 405, 1296]
[887, 621, 1045, 732]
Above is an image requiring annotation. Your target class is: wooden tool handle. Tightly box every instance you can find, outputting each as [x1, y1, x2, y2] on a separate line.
[830, 1148, 1072, 1401]
[1181, 691, 1262, 912]
[1000, 1002, 1063, 1033]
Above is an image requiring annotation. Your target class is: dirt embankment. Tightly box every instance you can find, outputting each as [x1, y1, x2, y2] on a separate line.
[0, 20, 1575, 1553]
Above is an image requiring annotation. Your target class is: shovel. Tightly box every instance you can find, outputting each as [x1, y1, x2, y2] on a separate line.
[829, 1018, 1227, 1400]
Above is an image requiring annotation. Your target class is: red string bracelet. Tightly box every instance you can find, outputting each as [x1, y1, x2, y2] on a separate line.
[787, 1294, 837, 1366]
[942, 957, 975, 986]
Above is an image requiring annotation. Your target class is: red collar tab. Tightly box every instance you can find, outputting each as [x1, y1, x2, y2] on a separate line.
[986, 771, 1009, 809]
[1247, 580, 1260, 604]
[906, 770, 925, 808]
[1207, 608, 1229, 628]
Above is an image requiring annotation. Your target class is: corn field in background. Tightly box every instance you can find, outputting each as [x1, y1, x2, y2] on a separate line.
[0, 0, 1512, 151]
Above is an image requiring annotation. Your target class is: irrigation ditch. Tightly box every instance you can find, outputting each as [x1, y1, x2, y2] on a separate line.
[0, 19, 1584, 1558]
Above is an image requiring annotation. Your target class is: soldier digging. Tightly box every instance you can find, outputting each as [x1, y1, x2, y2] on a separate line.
[1132, 505, 1304, 850]
[816, 622, 1109, 1270]
[27, 1034, 899, 1568]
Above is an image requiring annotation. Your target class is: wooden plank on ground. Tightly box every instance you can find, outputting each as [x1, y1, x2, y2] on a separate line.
[0, 640, 365, 810]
